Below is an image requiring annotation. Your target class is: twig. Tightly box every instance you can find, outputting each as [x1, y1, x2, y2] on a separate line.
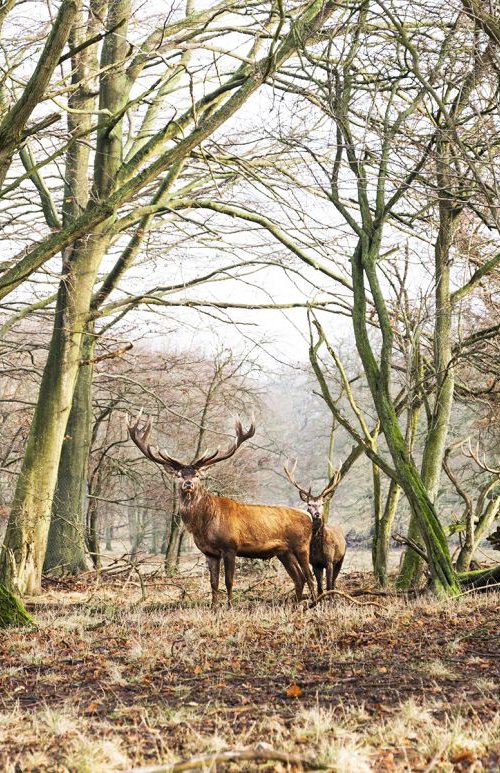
[393, 533, 429, 563]
[308, 588, 386, 610]
[123, 746, 328, 772]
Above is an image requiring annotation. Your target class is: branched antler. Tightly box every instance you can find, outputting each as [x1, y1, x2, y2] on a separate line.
[284, 459, 341, 502]
[126, 410, 184, 471]
[126, 412, 255, 471]
[284, 459, 312, 500]
[193, 417, 255, 469]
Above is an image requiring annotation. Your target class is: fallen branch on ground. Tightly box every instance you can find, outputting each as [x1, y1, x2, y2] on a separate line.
[123, 745, 328, 772]
[308, 588, 386, 610]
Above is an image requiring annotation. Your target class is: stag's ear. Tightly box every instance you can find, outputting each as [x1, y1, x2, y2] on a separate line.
[197, 467, 208, 479]
[299, 490, 309, 503]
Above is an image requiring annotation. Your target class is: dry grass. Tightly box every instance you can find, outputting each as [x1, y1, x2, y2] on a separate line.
[0, 559, 499, 771]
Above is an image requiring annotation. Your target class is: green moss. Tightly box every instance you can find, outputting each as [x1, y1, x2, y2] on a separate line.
[0, 584, 33, 628]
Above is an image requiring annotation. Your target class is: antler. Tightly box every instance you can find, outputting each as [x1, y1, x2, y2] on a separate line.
[319, 467, 342, 499]
[462, 439, 500, 476]
[284, 459, 341, 501]
[283, 459, 312, 498]
[193, 416, 256, 469]
[126, 410, 184, 471]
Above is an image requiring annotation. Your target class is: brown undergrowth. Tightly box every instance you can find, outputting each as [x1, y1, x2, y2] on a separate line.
[0, 561, 499, 772]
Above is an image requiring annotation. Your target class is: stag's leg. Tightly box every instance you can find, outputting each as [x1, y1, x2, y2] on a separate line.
[295, 549, 317, 601]
[206, 556, 221, 608]
[278, 553, 306, 601]
[327, 555, 344, 591]
[223, 553, 236, 608]
[313, 566, 324, 596]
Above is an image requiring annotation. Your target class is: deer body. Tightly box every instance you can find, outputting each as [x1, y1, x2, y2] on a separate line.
[284, 460, 346, 596]
[127, 414, 316, 607]
[310, 519, 346, 595]
[181, 489, 312, 558]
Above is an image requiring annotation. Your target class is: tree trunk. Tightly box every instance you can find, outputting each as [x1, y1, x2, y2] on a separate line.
[373, 479, 402, 587]
[43, 331, 95, 575]
[373, 396, 419, 587]
[456, 498, 500, 572]
[86, 495, 101, 569]
[0, 0, 127, 594]
[0, 235, 109, 594]
[165, 509, 182, 575]
[105, 524, 113, 552]
[350, 235, 460, 597]
[398, 135, 459, 589]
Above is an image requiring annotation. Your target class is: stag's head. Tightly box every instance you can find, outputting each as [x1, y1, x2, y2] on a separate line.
[284, 460, 341, 520]
[126, 410, 256, 495]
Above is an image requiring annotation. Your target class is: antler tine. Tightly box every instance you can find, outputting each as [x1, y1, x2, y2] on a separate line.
[126, 410, 184, 470]
[193, 416, 256, 469]
[284, 458, 309, 496]
[320, 466, 342, 499]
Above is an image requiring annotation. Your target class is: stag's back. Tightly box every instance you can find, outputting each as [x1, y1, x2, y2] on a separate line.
[212, 496, 313, 557]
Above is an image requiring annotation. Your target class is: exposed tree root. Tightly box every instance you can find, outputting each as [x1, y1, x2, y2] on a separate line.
[0, 585, 33, 628]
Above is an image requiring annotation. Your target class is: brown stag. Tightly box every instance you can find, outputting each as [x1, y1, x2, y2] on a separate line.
[284, 461, 346, 596]
[127, 412, 317, 607]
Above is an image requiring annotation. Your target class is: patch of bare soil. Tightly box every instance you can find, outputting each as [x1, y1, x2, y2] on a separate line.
[0, 566, 499, 771]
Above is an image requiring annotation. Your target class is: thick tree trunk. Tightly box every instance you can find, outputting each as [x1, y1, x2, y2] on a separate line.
[0, 0, 127, 594]
[44, 332, 95, 575]
[398, 136, 458, 589]
[0, 235, 109, 594]
[350, 235, 460, 596]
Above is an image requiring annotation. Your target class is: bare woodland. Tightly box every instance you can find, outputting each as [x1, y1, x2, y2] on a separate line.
[0, 0, 499, 770]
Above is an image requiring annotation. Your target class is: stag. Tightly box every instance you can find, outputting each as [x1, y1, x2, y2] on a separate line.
[284, 461, 346, 595]
[127, 413, 316, 607]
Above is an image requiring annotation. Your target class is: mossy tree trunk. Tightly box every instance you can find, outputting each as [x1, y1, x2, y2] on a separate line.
[0, 237, 108, 594]
[350, 231, 460, 596]
[456, 495, 500, 572]
[43, 331, 95, 575]
[0, 0, 128, 594]
[397, 135, 460, 590]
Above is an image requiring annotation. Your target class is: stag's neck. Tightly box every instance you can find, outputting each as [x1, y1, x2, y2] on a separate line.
[178, 485, 217, 533]
[311, 518, 325, 546]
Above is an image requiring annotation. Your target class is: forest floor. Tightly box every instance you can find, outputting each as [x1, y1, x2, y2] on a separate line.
[0, 556, 499, 772]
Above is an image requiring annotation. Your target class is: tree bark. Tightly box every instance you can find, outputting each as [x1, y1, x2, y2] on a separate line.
[44, 331, 95, 574]
[398, 134, 459, 589]
[456, 497, 500, 572]
[351, 237, 460, 597]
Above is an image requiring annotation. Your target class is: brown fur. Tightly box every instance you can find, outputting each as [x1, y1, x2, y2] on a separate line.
[283, 462, 346, 596]
[310, 517, 346, 595]
[127, 414, 317, 607]
[179, 483, 317, 607]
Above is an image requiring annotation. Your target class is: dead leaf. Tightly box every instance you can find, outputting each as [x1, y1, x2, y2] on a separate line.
[286, 682, 302, 697]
